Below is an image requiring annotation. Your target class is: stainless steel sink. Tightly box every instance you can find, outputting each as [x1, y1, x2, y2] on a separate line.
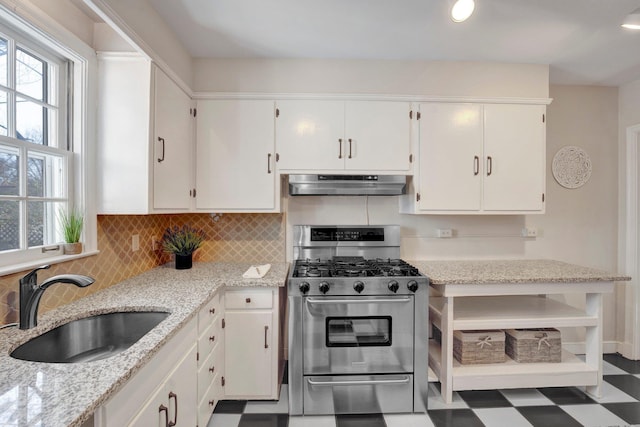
[10, 311, 170, 363]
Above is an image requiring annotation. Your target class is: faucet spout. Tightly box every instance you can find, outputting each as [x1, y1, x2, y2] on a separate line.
[19, 266, 95, 330]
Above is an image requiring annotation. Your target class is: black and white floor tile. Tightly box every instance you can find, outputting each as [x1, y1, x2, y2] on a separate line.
[207, 354, 640, 427]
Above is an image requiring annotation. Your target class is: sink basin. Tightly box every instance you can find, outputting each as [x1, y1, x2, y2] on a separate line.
[10, 311, 170, 363]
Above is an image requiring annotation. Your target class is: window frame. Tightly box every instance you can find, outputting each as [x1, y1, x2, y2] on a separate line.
[0, 1, 98, 275]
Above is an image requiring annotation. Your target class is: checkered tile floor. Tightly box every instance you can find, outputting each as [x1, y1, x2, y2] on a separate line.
[207, 354, 640, 427]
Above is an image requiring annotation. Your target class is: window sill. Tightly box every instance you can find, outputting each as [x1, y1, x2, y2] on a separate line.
[0, 250, 100, 277]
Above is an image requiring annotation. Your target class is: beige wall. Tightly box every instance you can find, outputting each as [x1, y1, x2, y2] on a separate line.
[194, 58, 549, 98]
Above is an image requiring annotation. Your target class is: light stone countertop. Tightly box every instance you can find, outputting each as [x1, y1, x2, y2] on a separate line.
[410, 259, 631, 285]
[0, 262, 289, 427]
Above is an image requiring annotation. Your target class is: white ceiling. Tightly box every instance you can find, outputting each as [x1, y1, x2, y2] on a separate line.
[147, 0, 640, 86]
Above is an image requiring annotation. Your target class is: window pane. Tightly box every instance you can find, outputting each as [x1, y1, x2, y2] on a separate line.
[16, 48, 44, 101]
[0, 91, 6, 137]
[28, 201, 61, 247]
[16, 97, 44, 144]
[0, 38, 6, 87]
[27, 151, 64, 198]
[0, 200, 19, 251]
[0, 146, 19, 196]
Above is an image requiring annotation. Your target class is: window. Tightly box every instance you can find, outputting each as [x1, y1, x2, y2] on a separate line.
[0, 26, 73, 265]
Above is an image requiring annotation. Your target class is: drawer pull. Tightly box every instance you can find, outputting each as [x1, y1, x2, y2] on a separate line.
[209, 335, 215, 342]
[246, 297, 251, 303]
[222, 376, 226, 386]
[209, 308, 215, 314]
[209, 366, 215, 373]
[209, 400, 215, 406]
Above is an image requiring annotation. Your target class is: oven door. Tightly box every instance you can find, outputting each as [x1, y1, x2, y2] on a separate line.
[303, 296, 414, 375]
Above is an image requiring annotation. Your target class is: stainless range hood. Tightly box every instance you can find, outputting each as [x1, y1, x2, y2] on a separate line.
[288, 174, 406, 196]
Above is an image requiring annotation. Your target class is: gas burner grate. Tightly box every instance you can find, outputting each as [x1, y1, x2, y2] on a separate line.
[292, 258, 421, 278]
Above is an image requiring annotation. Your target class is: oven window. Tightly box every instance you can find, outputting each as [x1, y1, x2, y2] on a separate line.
[325, 316, 392, 347]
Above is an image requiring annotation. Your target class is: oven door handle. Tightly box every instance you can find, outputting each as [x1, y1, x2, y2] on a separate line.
[307, 376, 411, 386]
[306, 298, 411, 304]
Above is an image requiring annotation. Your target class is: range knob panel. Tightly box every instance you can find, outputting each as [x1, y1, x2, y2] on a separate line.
[353, 281, 365, 293]
[319, 281, 330, 294]
[299, 282, 310, 294]
[407, 280, 419, 293]
[388, 280, 399, 293]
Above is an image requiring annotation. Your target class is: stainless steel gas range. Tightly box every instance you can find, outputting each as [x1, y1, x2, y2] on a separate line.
[287, 225, 429, 415]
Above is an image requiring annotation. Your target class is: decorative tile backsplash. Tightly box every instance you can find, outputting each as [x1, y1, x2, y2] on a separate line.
[0, 213, 285, 325]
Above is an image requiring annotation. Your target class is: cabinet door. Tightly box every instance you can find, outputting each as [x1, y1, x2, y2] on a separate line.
[275, 100, 345, 171]
[345, 101, 411, 171]
[153, 67, 192, 210]
[224, 311, 273, 398]
[129, 345, 197, 427]
[483, 104, 546, 211]
[418, 103, 483, 211]
[196, 100, 276, 210]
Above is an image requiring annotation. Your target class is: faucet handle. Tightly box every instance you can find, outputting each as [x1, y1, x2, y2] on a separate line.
[20, 265, 51, 286]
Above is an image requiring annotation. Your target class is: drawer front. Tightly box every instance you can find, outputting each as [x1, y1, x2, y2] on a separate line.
[198, 343, 222, 399]
[303, 374, 414, 415]
[226, 289, 273, 309]
[197, 380, 218, 427]
[198, 315, 221, 363]
[198, 292, 221, 333]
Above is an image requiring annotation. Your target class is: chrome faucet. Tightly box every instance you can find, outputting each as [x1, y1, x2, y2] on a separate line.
[19, 265, 95, 330]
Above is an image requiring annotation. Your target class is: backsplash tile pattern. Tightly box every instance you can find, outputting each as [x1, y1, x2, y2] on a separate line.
[0, 213, 285, 325]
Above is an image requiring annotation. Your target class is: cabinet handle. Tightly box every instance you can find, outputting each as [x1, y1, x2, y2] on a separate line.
[209, 366, 215, 373]
[209, 335, 215, 342]
[473, 156, 479, 176]
[264, 325, 269, 348]
[209, 308, 215, 314]
[209, 400, 215, 406]
[267, 153, 272, 174]
[348, 138, 353, 159]
[487, 156, 493, 176]
[159, 404, 169, 427]
[338, 138, 343, 159]
[246, 297, 251, 303]
[157, 137, 165, 163]
[222, 376, 226, 386]
[168, 392, 177, 427]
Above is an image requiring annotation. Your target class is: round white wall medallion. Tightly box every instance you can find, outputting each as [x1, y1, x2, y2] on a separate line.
[552, 146, 592, 189]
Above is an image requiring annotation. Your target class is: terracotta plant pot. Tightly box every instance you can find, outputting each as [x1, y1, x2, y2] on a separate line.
[63, 242, 82, 255]
[175, 254, 193, 270]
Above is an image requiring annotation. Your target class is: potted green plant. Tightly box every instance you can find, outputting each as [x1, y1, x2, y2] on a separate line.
[161, 225, 206, 269]
[59, 207, 84, 254]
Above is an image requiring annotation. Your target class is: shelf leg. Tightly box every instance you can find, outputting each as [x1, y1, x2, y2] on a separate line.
[585, 292, 603, 399]
[440, 296, 454, 404]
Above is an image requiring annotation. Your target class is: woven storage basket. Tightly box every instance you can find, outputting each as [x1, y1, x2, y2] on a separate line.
[505, 328, 561, 363]
[453, 330, 505, 364]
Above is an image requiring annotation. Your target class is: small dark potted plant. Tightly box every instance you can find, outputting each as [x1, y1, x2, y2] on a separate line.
[161, 225, 206, 269]
[59, 207, 84, 254]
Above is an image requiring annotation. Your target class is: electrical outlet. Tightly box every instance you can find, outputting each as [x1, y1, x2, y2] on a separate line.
[437, 228, 453, 238]
[151, 236, 159, 251]
[132, 234, 140, 251]
[521, 227, 538, 238]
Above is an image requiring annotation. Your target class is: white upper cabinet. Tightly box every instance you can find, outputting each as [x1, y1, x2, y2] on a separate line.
[195, 99, 279, 212]
[401, 102, 546, 214]
[275, 100, 411, 173]
[97, 53, 194, 214]
[153, 68, 193, 210]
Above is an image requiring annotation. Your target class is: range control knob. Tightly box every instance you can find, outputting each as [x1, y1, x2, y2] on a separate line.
[388, 280, 399, 293]
[353, 281, 365, 293]
[299, 282, 310, 294]
[319, 281, 330, 294]
[407, 280, 419, 293]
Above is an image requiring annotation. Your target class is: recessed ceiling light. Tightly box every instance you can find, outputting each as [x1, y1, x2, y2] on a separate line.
[451, 0, 475, 23]
[622, 7, 640, 29]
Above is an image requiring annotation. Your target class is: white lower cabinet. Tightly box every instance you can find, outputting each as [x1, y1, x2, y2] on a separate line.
[95, 317, 198, 427]
[129, 345, 197, 427]
[223, 288, 282, 400]
[196, 292, 224, 426]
